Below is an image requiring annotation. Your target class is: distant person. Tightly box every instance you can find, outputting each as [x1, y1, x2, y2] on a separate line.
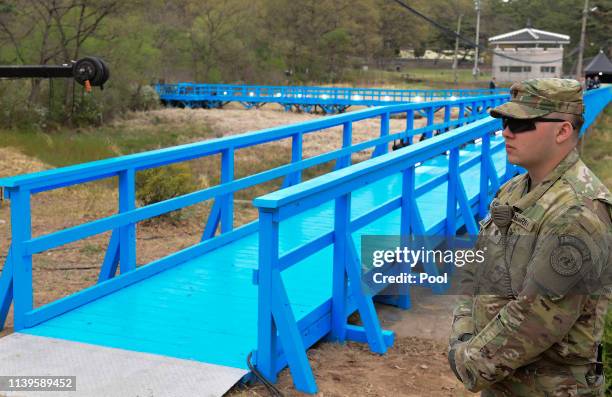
[593, 75, 601, 89]
[586, 76, 594, 90]
[489, 77, 497, 90]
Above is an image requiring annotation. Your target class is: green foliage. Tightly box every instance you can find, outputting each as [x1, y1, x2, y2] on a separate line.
[72, 94, 103, 127]
[136, 164, 198, 222]
[128, 85, 160, 112]
[0, 0, 611, 125]
[0, 80, 47, 130]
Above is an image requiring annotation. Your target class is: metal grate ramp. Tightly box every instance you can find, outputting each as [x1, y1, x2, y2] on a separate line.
[0, 333, 247, 397]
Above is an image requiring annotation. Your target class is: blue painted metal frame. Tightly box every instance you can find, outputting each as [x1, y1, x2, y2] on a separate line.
[155, 83, 509, 114]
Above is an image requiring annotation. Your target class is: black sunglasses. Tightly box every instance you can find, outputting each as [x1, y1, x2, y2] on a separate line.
[502, 117, 574, 133]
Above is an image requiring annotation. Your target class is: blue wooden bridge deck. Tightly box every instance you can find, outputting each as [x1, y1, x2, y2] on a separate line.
[0, 86, 610, 395]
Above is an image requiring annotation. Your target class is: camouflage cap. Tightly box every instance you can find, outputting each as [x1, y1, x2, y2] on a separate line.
[490, 78, 584, 119]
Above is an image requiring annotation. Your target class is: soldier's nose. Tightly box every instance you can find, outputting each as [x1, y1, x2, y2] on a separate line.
[502, 127, 515, 139]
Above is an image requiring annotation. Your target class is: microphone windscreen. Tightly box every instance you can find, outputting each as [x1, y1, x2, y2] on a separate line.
[491, 205, 514, 229]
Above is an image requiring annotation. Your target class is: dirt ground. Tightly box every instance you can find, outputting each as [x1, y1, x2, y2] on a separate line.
[0, 106, 470, 396]
[229, 291, 472, 397]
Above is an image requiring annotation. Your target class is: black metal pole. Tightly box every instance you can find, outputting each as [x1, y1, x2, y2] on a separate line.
[0, 65, 73, 79]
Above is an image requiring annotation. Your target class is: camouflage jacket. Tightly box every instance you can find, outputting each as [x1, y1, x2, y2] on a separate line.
[450, 149, 612, 395]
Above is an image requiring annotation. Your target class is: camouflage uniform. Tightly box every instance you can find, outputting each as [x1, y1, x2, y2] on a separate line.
[448, 79, 612, 396]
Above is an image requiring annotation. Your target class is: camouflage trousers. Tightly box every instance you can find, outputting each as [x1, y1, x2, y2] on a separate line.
[480, 360, 605, 397]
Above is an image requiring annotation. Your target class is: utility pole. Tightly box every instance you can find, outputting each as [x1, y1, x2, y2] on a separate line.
[576, 0, 589, 79]
[453, 14, 463, 84]
[473, 0, 481, 79]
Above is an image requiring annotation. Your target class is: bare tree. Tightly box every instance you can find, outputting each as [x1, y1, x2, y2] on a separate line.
[0, 0, 119, 104]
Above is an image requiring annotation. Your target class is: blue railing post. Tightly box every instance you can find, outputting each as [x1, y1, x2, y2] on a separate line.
[396, 166, 416, 309]
[256, 207, 317, 393]
[405, 110, 414, 144]
[118, 169, 136, 273]
[372, 112, 390, 157]
[9, 188, 33, 330]
[426, 106, 435, 138]
[479, 133, 491, 218]
[221, 148, 235, 233]
[0, 249, 13, 331]
[289, 133, 303, 184]
[331, 193, 350, 342]
[458, 103, 466, 127]
[336, 122, 352, 169]
[256, 209, 278, 382]
[446, 148, 459, 236]
[400, 167, 414, 238]
[443, 104, 451, 132]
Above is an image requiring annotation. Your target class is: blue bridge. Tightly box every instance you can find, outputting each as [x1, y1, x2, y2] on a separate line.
[155, 82, 507, 114]
[0, 86, 610, 395]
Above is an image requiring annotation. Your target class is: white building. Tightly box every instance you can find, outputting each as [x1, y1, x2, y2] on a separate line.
[489, 26, 570, 82]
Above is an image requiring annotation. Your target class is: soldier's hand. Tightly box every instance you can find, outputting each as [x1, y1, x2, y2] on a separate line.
[448, 342, 477, 390]
[448, 346, 462, 382]
[449, 332, 473, 349]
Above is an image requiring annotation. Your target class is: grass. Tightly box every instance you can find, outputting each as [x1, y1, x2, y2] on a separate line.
[341, 67, 493, 89]
[580, 104, 612, 393]
[580, 103, 611, 393]
[581, 105, 612, 189]
[0, 121, 215, 168]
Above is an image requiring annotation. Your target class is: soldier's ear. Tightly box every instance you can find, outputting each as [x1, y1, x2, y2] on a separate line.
[554, 120, 574, 145]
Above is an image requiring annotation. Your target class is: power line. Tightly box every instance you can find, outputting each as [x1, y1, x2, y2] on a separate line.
[390, 0, 579, 65]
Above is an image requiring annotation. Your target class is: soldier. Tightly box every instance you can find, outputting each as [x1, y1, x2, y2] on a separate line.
[447, 78, 611, 396]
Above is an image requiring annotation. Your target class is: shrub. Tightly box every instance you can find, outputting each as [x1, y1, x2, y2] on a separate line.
[136, 164, 198, 222]
[129, 84, 160, 112]
[72, 94, 103, 127]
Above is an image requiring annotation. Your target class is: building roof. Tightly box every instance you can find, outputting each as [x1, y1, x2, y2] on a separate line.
[584, 51, 612, 74]
[489, 28, 570, 45]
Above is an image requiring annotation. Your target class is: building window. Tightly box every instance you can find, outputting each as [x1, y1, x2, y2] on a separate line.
[507, 66, 531, 72]
[541, 66, 556, 73]
[500, 66, 532, 72]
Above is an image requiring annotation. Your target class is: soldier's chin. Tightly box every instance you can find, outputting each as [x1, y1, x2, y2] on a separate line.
[506, 152, 521, 166]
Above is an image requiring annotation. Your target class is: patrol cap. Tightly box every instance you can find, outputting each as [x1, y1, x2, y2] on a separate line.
[490, 78, 584, 119]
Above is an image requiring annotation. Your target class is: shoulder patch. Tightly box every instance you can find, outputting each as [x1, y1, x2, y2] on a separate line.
[550, 237, 584, 276]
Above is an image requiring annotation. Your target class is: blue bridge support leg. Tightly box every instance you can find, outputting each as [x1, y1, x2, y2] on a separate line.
[0, 249, 13, 331]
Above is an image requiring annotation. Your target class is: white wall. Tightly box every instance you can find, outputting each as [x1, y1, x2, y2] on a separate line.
[492, 47, 564, 82]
